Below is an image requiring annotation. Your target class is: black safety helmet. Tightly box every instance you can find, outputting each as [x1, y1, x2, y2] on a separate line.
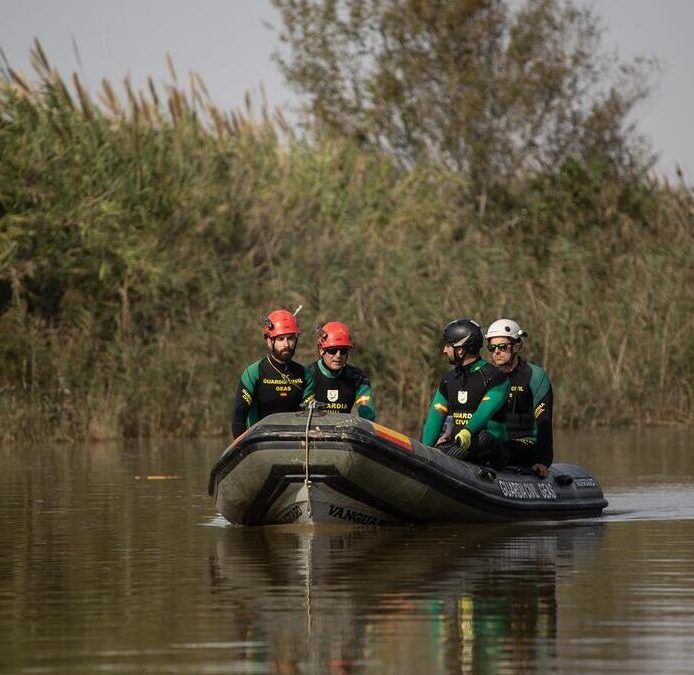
[441, 319, 484, 354]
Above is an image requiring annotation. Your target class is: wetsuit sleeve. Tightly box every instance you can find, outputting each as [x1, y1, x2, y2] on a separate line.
[421, 381, 449, 446]
[302, 366, 316, 404]
[466, 379, 511, 436]
[231, 363, 259, 438]
[531, 371, 554, 466]
[354, 376, 376, 421]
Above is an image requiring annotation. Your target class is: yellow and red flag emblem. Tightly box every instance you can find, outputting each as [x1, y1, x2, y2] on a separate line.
[371, 422, 413, 452]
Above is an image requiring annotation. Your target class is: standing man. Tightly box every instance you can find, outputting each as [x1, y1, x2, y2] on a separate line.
[485, 319, 553, 477]
[421, 319, 510, 467]
[231, 309, 315, 438]
[310, 321, 376, 420]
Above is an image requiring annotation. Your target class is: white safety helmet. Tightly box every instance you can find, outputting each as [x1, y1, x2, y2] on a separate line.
[485, 319, 527, 341]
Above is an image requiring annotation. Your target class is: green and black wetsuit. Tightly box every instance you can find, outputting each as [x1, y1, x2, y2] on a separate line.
[503, 358, 553, 467]
[231, 356, 315, 438]
[309, 359, 376, 420]
[421, 358, 509, 447]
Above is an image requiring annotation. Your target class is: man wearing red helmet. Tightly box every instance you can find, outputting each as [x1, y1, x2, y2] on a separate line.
[231, 309, 315, 438]
[310, 321, 376, 420]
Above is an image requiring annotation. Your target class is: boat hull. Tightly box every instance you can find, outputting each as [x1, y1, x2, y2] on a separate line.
[209, 411, 607, 526]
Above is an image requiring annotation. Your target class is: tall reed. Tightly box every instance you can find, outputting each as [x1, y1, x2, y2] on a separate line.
[1, 46, 692, 442]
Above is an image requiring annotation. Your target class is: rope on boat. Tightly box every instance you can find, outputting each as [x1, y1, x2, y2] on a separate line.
[303, 399, 316, 519]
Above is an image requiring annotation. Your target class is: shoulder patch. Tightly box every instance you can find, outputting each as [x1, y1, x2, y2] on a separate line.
[528, 362, 551, 402]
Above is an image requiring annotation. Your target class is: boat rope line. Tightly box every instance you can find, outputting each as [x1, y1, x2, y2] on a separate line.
[303, 399, 316, 519]
[305, 532, 314, 668]
[266, 356, 305, 394]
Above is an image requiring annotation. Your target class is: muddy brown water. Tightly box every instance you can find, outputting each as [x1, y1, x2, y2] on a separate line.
[1, 428, 693, 673]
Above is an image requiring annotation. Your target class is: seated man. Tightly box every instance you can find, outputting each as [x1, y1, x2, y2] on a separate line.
[485, 319, 553, 477]
[310, 321, 375, 420]
[231, 308, 315, 438]
[421, 319, 510, 467]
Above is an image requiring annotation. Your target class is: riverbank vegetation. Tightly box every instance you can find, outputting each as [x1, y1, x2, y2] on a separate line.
[1, 27, 693, 443]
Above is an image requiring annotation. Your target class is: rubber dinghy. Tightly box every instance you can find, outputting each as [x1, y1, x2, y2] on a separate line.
[208, 409, 608, 526]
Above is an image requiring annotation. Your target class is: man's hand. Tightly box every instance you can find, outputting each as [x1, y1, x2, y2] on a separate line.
[455, 428, 472, 451]
[532, 463, 549, 479]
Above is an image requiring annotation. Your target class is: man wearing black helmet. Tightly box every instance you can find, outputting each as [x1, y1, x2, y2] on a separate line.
[421, 319, 510, 467]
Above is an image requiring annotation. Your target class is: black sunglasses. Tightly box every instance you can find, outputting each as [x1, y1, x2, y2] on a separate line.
[487, 343, 512, 353]
[325, 347, 350, 355]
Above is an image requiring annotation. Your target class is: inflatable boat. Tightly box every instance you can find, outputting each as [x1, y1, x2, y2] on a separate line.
[208, 409, 607, 526]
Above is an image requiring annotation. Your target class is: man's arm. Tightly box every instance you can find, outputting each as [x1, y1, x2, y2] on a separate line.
[302, 365, 316, 405]
[231, 363, 259, 438]
[466, 379, 511, 436]
[355, 376, 376, 421]
[421, 385, 449, 446]
[531, 371, 554, 467]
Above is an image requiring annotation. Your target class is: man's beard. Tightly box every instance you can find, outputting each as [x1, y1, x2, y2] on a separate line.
[272, 344, 294, 363]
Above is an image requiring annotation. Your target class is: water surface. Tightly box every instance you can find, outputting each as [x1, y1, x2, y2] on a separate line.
[1, 428, 693, 673]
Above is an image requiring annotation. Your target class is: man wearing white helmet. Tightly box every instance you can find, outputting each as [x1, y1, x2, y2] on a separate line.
[485, 319, 553, 477]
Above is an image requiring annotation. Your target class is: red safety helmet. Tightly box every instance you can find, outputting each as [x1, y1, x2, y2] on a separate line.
[262, 309, 301, 339]
[317, 321, 353, 349]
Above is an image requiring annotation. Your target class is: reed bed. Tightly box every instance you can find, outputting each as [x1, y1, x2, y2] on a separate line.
[1, 45, 693, 442]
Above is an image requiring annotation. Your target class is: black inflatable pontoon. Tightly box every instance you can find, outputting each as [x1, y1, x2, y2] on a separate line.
[208, 410, 607, 526]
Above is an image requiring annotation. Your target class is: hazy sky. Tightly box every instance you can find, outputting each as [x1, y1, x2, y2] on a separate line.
[1, 0, 692, 181]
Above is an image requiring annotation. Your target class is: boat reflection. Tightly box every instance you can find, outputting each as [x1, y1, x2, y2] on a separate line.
[208, 522, 605, 673]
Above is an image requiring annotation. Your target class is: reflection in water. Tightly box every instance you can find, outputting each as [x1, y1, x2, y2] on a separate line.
[209, 523, 605, 674]
[1, 430, 694, 673]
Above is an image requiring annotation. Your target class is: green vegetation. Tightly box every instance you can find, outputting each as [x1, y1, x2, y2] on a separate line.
[272, 0, 656, 195]
[1, 38, 693, 443]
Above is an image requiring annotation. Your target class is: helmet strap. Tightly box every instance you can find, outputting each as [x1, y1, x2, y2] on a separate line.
[454, 345, 467, 366]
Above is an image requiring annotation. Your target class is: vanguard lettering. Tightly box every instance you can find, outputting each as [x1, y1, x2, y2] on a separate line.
[328, 504, 390, 525]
